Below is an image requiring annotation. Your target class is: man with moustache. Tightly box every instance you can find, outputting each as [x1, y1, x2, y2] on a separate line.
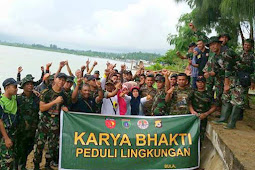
[15, 75, 40, 169]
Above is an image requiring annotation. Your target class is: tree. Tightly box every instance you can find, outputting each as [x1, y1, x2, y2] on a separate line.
[175, 0, 255, 46]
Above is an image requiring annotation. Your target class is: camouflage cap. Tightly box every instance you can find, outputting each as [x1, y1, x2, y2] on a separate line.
[66, 76, 75, 83]
[219, 33, 231, 40]
[196, 76, 206, 83]
[94, 70, 100, 74]
[208, 36, 222, 45]
[244, 38, 254, 45]
[20, 74, 35, 89]
[155, 75, 165, 82]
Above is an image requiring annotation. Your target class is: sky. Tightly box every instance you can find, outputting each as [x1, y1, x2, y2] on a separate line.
[0, 0, 190, 54]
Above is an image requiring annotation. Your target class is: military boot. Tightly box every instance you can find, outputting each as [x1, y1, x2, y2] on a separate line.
[224, 106, 242, 129]
[212, 102, 232, 124]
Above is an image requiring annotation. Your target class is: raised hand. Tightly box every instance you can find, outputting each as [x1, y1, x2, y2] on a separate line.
[80, 65, 86, 72]
[77, 78, 83, 86]
[167, 86, 175, 94]
[46, 62, 52, 68]
[96, 81, 101, 88]
[18, 66, 23, 73]
[86, 59, 90, 65]
[105, 69, 110, 76]
[60, 61, 65, 68]
[115, 82, 122, 90]
[93, 61, 98, 66]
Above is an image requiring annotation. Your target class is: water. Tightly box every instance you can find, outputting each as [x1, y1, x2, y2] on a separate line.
[0, 45, 131, 88]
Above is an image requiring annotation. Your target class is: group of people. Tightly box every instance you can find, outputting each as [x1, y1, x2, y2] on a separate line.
[0, 23, 254, 170]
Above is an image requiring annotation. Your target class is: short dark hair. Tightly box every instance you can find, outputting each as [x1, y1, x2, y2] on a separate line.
[178, 73, 188, 79]
[140, 74, 146, 78]
[82, 83, 90, 89]
[112, 74, 118, 77]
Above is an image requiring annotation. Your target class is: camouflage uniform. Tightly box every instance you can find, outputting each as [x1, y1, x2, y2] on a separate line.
[203, 52, 215, 93]
[33, 89, 67, 167]
[140, 86, 157, 116]
[210, 49, 237, 106]
[169, 87, 193, 115]
[151, 89, 167, 116]
[90, 88, 102, 113]
[0, 95, 18, 170]
[63, 89, 73, 110]
[222, 51, 255, 108]
[191, 90, 213, 141]
[15, 92, 39, 169]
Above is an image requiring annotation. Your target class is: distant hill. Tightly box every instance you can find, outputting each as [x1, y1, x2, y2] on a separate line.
[0, 41, 162, 62]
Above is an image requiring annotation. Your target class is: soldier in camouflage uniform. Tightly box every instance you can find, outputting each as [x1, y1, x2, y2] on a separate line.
[203, 36, 237, 107]
[166, 73, 193, 115]
[151, 75, 167, 116]
[0, 78, 18, 170]
[189, 76, 216, 141]
[219, 33, 231, 53]
[33, 73, 68, 169]
[15, 75, 40, 169]
[203, 52, 215, 94]
[140, 74, 156, 116]
[214, 39, 255, 129]
[87, 75, 102, 113]
[63, 75, 74, 110]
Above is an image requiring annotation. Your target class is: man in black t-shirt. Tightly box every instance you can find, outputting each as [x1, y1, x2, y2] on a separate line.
[71, 78, 103, 113]
[196, 39, 210, 76]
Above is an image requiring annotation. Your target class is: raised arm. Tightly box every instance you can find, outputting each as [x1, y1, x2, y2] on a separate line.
[87, 61, 97, 74]
[105, 82, 121, 98]
[17, 66, 23, 82]
[165, 86, 174, 102]
[65, 60, 74, 76]
[72, 78, 82, 103]
[54, 61, 65, 79]
[95, 81, 103, 103]
[46, 62, 52, 74]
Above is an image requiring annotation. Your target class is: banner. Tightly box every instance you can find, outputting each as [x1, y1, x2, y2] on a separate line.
[59, 112, 200, 170]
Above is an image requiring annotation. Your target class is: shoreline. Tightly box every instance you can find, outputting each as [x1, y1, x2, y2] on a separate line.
[0, 42, 159, 63]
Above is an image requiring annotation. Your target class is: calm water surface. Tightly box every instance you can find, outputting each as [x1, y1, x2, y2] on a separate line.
[0, 45, 131, 88]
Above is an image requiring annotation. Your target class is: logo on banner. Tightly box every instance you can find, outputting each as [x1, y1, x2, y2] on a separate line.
[122, 119, 131, 129]
[137, 120, 149, 129]
[155, 120, 162, 128]
[105, 118, 116, 129]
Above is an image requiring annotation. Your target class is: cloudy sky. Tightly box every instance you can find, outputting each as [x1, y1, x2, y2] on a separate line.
[0, 0, 190, 54]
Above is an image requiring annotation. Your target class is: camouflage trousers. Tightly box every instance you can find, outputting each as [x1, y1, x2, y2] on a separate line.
[214, 77, 224, 107]
[33, 113, 60, 165]
[222, 77, 249, 109]
[0, 130, 15, 170]
[206, 76, 214, 94]
[200, 118, 207, 142]
[15, 128, 37, 169]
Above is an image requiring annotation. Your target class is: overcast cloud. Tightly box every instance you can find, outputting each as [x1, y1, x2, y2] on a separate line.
[0, 0, 190, 54]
